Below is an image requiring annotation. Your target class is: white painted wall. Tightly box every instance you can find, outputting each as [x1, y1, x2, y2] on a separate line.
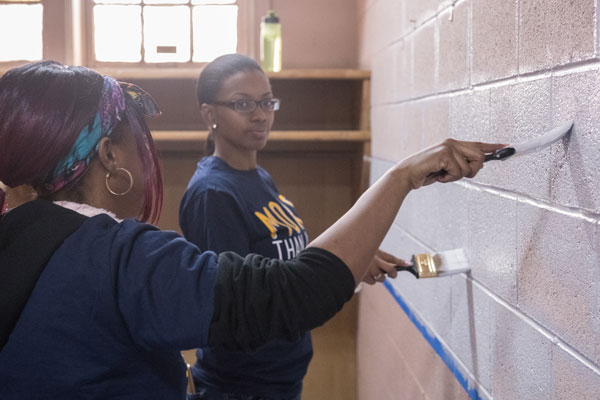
[357, 0, 600, 399]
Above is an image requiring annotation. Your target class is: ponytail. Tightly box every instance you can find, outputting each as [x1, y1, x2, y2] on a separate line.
[204, 133, 216, 155]
[0, 186, 6, 214]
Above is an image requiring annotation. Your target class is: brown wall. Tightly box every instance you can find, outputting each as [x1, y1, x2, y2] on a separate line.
[251, 0, 358, 69]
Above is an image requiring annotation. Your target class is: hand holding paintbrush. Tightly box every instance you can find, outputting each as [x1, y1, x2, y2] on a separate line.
[363, 249, 411, 284]
[362, 248, 470, 284]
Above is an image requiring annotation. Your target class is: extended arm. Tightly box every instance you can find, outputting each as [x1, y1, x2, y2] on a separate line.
[309, 139, 505, 284]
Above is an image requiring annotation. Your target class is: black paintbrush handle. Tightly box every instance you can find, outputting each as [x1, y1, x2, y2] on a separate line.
[484, 147, 515, 162]
[395, 265, 419, 279]
[427, 147, 516, 179]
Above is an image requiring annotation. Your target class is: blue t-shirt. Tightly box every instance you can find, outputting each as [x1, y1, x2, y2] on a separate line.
[179, 156, 312, 398]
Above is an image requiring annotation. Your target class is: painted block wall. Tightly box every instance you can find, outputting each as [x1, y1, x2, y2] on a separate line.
[356, 0, 600, 399]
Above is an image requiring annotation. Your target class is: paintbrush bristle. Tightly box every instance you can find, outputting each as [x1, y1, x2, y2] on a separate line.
[434, 248, 470, 276]
[407, 248, 471, 278]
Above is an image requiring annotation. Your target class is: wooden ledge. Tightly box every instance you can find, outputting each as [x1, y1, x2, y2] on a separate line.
[91, 68, 370, 81]
[152, 130, 370, 143]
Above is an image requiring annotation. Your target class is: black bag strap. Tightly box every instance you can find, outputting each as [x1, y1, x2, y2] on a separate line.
[0, 200, 87, 350]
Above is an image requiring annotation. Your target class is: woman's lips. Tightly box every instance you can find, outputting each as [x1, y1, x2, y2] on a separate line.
[247, 129, 269, 140]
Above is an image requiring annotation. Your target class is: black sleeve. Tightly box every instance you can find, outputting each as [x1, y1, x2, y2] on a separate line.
[208, 247, 356, 351]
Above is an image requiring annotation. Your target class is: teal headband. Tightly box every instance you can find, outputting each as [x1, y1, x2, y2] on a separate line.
[43, 77, 160, 193]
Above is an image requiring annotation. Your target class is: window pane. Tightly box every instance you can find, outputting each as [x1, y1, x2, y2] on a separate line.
[94, 5, 142, 62]
[192, 5, 237, 62]
[94, 0, 141, 4]
[144, 0, 188, 4]
[144, 6, 190, 63]
[0, 4, 43, 61]
[192, 0, 236, 4]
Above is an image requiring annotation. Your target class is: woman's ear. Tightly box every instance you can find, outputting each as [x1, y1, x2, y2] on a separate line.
[96, 137, 118, 173]
[201, 103, 216, 129]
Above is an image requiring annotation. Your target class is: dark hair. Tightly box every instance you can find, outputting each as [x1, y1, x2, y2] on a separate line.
[0, 61, 163, 222]
[196, 54, 264, 154]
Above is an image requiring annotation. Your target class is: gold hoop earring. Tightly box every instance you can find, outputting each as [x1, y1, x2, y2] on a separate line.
[105, 167, 133, 196]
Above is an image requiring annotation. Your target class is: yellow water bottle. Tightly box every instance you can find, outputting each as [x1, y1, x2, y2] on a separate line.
[260, 10, 282, 72]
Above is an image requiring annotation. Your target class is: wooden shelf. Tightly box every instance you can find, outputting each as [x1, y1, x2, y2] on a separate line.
[94, 67, 369, 81]
[91, 67, 371, 133]
[153, 130, 370, 153]
[152, 130, 370, 143]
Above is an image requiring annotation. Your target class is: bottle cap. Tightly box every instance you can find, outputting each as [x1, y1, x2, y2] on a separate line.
[263, 10, 279, 23]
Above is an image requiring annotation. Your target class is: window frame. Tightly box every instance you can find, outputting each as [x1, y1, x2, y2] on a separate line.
[0, 0, 70, 68]
[82, 0, 254, 69]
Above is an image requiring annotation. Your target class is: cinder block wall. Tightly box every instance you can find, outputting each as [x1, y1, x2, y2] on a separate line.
[356, 0, 600, 399]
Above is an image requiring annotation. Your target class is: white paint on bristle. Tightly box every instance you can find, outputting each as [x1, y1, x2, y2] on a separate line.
[435, 248, 470, 276]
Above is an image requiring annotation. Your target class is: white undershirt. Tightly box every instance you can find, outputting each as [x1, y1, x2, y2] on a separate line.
[54, 200, 121, 222]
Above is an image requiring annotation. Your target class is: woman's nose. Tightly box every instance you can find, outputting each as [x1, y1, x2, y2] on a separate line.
[250, 106, 267, 121]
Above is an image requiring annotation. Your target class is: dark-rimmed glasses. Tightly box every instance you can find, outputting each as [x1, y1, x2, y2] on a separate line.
[212, 98, 280, 113]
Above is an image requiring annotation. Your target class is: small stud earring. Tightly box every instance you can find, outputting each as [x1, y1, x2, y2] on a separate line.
[211, 123, 217, 130]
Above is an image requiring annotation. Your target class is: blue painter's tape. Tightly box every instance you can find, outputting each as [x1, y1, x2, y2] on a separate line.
[383, 280, 483, 400]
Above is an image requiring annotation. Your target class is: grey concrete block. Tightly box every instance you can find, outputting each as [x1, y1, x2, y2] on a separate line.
[467, 188, 518, 304]
[519, 0, 595, 73]
[372, 46, 398, 106]
[422, 97, 450, 147]
[411, 21, 437, 98]
[551, 69, 600, 214]
[472, 0, 518, 85]
[481, 77, 555, 198]
[449, 278, 495, 392]
[491, 303, 553, 399]
[449, 89, 491, 143]
[517, 202, 599, 362]
[437, 2, 469, 92]
[552, 346, 600, 400]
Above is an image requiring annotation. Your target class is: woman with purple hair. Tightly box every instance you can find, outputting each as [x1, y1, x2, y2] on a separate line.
[0, 61, 503, 399]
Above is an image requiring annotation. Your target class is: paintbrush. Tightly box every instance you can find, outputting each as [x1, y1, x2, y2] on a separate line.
[396, 248, 470, 279]
[427, 120, 574, 179]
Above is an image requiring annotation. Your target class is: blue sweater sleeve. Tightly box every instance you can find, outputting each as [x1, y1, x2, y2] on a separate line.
[111, 220, 219, 351]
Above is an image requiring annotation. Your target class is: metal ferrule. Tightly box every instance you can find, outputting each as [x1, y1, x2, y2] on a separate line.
[413, 253, 438, 278]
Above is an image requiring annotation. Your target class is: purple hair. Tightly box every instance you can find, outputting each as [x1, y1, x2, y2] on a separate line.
[0, 61, 163, 222]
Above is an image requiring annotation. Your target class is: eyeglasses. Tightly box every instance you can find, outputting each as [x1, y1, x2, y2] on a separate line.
[212, 98, 280, 113]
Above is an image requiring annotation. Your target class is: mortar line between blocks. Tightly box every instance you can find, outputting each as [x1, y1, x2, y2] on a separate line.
[389, 0, 468, 47]
[372, 59, 600, 108]
[390, 222, 600, 377]
[468, 275, 600, 376]
[371, 0, 474, 69]
[367, 156, 600, 224]
[455, 180, 600, 224]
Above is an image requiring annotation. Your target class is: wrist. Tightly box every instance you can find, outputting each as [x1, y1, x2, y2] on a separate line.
[387, 163, 414, 196]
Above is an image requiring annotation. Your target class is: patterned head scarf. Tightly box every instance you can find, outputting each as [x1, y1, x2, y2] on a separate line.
[43, 77, 160, 193]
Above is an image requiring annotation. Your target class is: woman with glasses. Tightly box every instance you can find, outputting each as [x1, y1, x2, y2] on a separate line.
[179, 54, 315, 400]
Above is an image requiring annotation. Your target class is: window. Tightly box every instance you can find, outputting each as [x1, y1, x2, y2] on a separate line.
[0, 0, 251, 71]
[0, 0, 43, 62]
[91, 0, 239, 64]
